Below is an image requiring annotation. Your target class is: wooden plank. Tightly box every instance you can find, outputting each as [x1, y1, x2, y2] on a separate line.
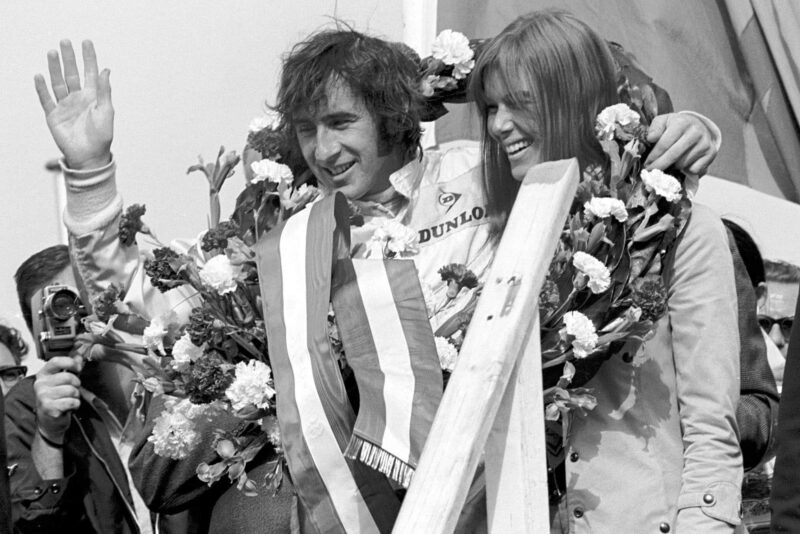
[393, 158, 578, 533]
[485, 312, 549, 533]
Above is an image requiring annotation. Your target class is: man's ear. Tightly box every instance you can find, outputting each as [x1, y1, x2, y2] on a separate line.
[756, 281, 768, 311]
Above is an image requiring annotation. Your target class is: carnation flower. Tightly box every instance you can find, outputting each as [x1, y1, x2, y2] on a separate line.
[640, 169, 682, 202]
[185, 351, 234, 404]
[199, 254, 240, 295]
[596, 103, 641, 141]
[583, 197, 628, 222]
[365, 219, 419, 258]
[171, 333, 203, 371]
[248, 111, 281, 133]
[201, 221, 239, 252]
[225, 360, 276, 412]
[187, 307, 225, 347]
[148, 398, 206, 459]
[119, 204, 148, 247]
[143, 315, 171, 354]
[144, 247, 183, 293]
[438, 264, 479, 298]
[431, 29, 475, 79]
[249, 159, 293, 185]
[435, 336, 459, 372]
[572, 252, 611, 294]
[559, 311, 598, 358]
[632, 277, 668, 322]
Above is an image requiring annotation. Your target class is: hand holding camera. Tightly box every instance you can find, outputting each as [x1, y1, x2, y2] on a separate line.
[34, 355, 84, 447]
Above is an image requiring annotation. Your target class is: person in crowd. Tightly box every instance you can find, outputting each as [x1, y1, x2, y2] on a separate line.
[759, 259, 800, 364]
[723, 221, 784, 383]
[470, 10, 743, 532]
[769, 278, 800, 532]
[722, 219, 780, 463]
[35, 28, 721, 530]
[3, 245, 197, 533]
[722, 219, 781, 531]
[0, 324, 28, 397]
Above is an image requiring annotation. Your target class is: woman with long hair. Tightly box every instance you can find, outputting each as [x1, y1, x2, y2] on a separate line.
[471, 10, 743, 533]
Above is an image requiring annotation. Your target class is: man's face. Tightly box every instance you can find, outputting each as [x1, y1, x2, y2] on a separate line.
[759, 280, 799, 358]
[0, 343, 23, 396]
[293, 80, 406, 202]
[29, 265, 78, 359]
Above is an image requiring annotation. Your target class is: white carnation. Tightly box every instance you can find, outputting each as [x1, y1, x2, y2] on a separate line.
[435, 336, 459, 372]
[560, 311, 598, 358]
[572, 252, 611, 294]
[143, 315, 170, 354]
[641, 169, 682, 202]
[148, 398, 205, 459]
[583, 197, 628, 222]
[431, 29, 475, 80]
[365, 219, 419, 258]
[250, 159, 293, 185]
[171, 333, 203, 371]
[199, 254, 239, 294]
[225, 360, 276, 412]
[596, 103, 640, 140]
[248, 111, 281, 133]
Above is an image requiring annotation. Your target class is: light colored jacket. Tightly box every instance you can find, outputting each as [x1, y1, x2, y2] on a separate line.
[554, 204, 743, 533]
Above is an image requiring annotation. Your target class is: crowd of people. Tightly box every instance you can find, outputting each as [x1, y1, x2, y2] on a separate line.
[2, 8, 798, 534]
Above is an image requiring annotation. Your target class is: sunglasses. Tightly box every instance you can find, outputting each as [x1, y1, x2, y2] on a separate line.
[758, 315, 794, 336]
[0, 366, 27, 384]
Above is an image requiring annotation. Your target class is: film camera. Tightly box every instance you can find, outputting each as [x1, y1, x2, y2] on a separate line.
[36, 284, 87, 359]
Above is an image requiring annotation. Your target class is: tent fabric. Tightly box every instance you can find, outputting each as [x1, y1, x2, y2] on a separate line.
[434, 0, 800, 203]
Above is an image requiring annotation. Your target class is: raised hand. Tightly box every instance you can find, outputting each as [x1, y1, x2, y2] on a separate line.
[644, 112, 717, 176]
[34, 40, 113, 170]
[34, 355, 84, 445]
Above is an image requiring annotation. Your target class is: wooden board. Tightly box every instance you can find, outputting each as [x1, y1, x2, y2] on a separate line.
[393, 158, 579, 533]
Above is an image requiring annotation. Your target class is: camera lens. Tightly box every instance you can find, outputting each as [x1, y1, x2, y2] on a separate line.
[49, 289, 79, 321]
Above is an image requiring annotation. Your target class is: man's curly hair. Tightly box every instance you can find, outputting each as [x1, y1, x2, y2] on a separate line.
[0, 324, 28, 366]
[274, 27, 424, 160]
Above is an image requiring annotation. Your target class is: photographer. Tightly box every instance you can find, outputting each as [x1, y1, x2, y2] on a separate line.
[3, 245, 192, 533]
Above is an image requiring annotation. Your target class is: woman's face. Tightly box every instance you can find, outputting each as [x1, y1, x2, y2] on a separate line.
[484, 72, 543, 181]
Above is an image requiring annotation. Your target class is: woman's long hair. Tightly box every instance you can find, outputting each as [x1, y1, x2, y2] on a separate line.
[470, 10, 618, 239]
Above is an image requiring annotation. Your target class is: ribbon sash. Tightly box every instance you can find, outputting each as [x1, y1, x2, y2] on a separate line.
[255, 195, 399, 534]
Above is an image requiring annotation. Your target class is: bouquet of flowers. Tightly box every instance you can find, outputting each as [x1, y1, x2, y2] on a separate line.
[76, 107, 482, 495]
[537, 99, 691, 422]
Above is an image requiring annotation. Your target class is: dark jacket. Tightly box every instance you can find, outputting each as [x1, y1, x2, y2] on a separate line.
[4, 376, 199, 534]
[128, 393, 295, 534]
[769, 284, 800, 532]
[729, 233, 780, 470]
[5, 377, 142, 533]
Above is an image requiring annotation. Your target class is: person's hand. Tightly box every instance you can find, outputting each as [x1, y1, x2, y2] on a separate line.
[645, 113, 717, 175]
[34, 355, 84, 444]
[34, 39, 113, 170]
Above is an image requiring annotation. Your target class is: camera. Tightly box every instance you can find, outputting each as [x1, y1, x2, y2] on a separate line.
[37, 284, 87, 359]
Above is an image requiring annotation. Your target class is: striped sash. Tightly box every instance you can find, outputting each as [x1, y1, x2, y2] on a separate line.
[255, 194, 441, 532]
[333, 259, 442, 488]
